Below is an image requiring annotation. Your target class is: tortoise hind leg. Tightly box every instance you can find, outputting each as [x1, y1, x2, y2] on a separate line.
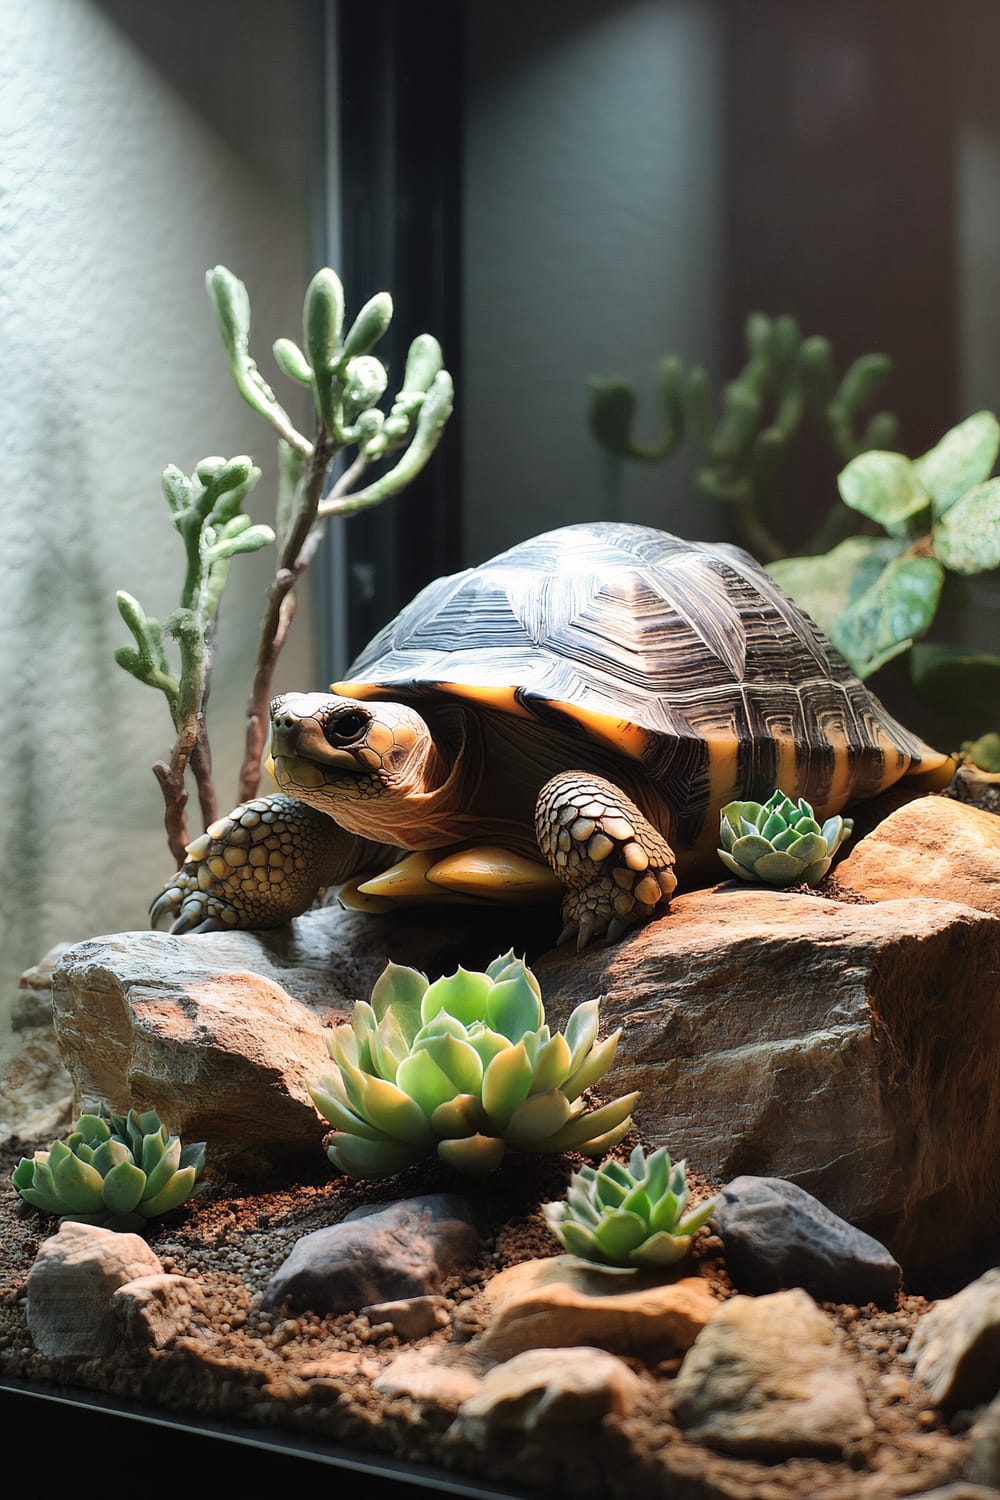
[535, 772, 677, 950]
[149, 793, 395, 933]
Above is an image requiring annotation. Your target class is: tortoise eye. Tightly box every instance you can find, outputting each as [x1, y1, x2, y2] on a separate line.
[325, 708, 370, 746]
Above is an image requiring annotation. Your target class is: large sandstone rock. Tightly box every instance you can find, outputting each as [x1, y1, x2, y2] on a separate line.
[49, 872, 1000, 1270]
[537, 885, 1000, 1271]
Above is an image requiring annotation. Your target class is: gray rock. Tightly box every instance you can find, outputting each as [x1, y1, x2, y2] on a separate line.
[26, 1221, 163, 1356]
[673, 1287, 874, 1458]
[713, 1174, 901, 1305]
[262, 1194, 480, 1315]
[906, 1268, 1000, 1411]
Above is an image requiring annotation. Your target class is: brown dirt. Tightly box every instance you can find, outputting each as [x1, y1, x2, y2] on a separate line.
[0, 1127, 980, 1500]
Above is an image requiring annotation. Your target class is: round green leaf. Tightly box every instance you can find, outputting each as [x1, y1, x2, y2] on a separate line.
[630, 1231, 692, 1267]
[413, 1033, 484, 1096]
[430, 1094, 488, 1139]
[914, 411, 1000, 518]
[592, 1209, 649, 1262]
[838, 451, 930, 534]
[774, 540, 920, 640]
[51, 1151, 105, 1214]
[934, 478, 1000, 574]
[395, 1048, 462, 1118]
[787, 832, 829, 866]
[752, 851, 807, 884]
[830, 555, 945, 679]
[486, 970, 545, 1042]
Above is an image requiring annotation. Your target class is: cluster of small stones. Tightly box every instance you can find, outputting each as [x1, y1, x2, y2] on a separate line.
[13, 1175, 1000, 1497]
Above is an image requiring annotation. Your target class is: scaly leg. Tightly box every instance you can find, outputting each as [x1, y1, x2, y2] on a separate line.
[149, 793, 396, 933]
[535, 772, 677, 950]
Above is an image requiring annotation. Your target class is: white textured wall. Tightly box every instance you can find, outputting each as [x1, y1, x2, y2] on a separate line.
[463, 0, 724, 563]
[0, 1, 315, 1028]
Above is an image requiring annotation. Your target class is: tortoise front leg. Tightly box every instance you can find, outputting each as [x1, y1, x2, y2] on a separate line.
[535, 772, 678, 950]
[149, 793, 395, 933]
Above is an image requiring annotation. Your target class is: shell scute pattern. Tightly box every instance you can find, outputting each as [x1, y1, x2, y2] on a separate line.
[339, 522, 940, 852]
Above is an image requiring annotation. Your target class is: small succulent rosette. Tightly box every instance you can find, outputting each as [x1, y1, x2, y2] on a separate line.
[12, 1103, 206, 1230]
[309, 951, 637, 1178]
[718, 790, 853, 887]
[543, 1143, 716, 1269]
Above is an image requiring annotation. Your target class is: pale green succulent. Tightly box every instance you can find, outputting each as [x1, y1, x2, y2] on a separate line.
[309, 951, 637, 1178]
[718, 790, 853, 887]
[12, 1104, 206, 1230]
[542, 1144, 716, 1268]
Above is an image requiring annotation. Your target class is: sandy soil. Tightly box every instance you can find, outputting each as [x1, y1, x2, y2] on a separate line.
[0, 1124, 982, 1500]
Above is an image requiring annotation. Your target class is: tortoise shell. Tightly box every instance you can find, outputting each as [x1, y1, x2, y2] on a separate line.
[335, 522, 949, 860]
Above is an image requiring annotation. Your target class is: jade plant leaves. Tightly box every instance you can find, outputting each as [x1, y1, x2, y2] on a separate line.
[829, 555, 944, 679]
[913, 411, 1000, 518]
[837, 451, 930, 536]
[768, 536, 904, 638]
[933, 478, 1000, 574]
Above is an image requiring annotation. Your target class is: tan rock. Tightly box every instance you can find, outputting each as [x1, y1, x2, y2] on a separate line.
[477, 1255, 717, 1361]
[906, 1268, 1000, 1411]
[673, 1287, 874, 1458]
[112, 1272, 207, 1349]
[837, 795, 1000, 916]
[451, 1346, 643, 1439]
[375, 1347, 483, 1408]
[26, 1221, 163, 1355]
[361, 1294, 450, 1341]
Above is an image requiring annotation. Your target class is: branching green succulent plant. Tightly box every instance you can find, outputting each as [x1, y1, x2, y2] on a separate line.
[117, 264, 454, 865]
[718, 791, 853, 887]
[542, 1144, 716, 1268]
[588, 312, 898, 561]
[12, 1104, 206, 1230]
[309, 952, 637, 1179]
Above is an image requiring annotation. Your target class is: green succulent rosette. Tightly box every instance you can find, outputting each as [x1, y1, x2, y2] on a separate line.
[12, 1103, 206, 1230]
[718, 789, 853, 887]
[309, 951, 637, 1179]
[542, 1143, 716, 1268]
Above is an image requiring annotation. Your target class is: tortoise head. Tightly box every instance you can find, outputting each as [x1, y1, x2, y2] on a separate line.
[268, 693, 437, 818]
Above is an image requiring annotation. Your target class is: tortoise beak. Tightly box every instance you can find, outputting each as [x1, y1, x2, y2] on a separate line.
[270, 701, 361, 772]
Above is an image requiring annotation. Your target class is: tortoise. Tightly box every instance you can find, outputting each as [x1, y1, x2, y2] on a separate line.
[152, 522, 956, 948]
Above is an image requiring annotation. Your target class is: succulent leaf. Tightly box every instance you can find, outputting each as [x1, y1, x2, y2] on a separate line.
[487, 969, 544, 1040]
[421, 968, 492, 1027]
[436, 1135, 506, 1175]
